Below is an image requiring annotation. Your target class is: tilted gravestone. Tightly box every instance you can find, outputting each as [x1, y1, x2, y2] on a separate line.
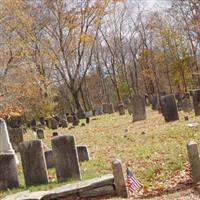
[51, 135, 81, 182]
[118, 104, 125, 116]
[130, 95, 146, 122]
[0, 154, 19, 190]
[8, 127, 24, 152]
[77, 145, 90, 162]
[19, 140, 49, 186]
[160, 94, 179, 122]
[187, 141, 200, 183]
[191, 89, 200, 116]
[46, 118, 59, 130]
[112, 159, 128, 198]
[36, 128, 44, 139]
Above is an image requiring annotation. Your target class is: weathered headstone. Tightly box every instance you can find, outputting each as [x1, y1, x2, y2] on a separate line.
[191, 89, 200, 116]
[39, 117, 46, 126]
[77, 111, 86, 119]
[8, 128, 24, 152]
[0, 119, 16, 154]
[118, 104, 125, 116]
[36, 129, 44, 139]
[107, 104, 114, 114]
[0, 154, 19, 190]
[77, 145, 90, 162]
[112, 159, 128, 198]
[150, 94, 160, 110]
[60, 119, 68, 128]
[44, 150, 54, 169]
[86, 117, 90, 124]
[102, 103, 109, 114]
[160, 94, 179, 122]
[145, 94, 150, 106]
[85, 111, 93, 118]
[19, 140, 49, 186]
[51, 135, 81, 182]
[95, 107, 103, 116]
[130, 95, 146, 122]
[187, 141, 200, 183]
[123, 98, 130, 109]
[52, 132, 59, 137]
[181, 94, 192, 112]
[46, 118, 59, 129]
[72, 115, 79, 126]
[67, 115, 74, 123]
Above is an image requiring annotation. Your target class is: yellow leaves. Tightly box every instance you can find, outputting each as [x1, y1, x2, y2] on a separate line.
[80, 33, 95, 43]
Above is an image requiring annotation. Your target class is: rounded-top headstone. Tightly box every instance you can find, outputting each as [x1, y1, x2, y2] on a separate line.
[112, 159, 128, 198]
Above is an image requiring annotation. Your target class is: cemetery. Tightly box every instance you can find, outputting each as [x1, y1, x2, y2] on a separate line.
[1, 0, 200, 199]
[0, 92, 200, 199]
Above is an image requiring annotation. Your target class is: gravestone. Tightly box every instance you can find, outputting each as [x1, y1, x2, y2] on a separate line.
[85, 111, 93, 118]
[130, 95, 146, 122]
[150, 94, 160, 110]
[60, 120, 68, 128]
[36, 129, 44, 139]
[52, 132, 59, 137]
[19, 140, 49, 186]
[160, 94, 179, 122]
[77, 111, 86, 119]
[8, 128, 24, 152]
[95, 107, 103, 116]
[114, 105, 119, 112]
[86, 117, 90, 124]
[191, 89, 200, 116]
[107, 104, 114, 114]
[44, 150, 54, 169]
[0, 118, 18, 165]
[181, 93, 192, 112]
[72, 115, 79, 126]
[39, 117, 46, 126]
[102, 103, 109, 113]
[112, 159, 128, 198]
[118, 104, 125, 116]
[67, 115, 74, 123]
[0, 154, 19, 190]
[187, 141, 200, 183]
[77, 145, 90, 162]
[51, 135, 81, 182]
[46, 118, 59, 130]
[145, 94, 150, 106]
[123, 98, 130, 109]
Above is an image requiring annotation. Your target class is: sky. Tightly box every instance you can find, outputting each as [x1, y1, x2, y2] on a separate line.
[145, 0, 171, 9]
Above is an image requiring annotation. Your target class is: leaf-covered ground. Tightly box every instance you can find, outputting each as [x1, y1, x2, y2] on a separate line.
[1, 108, 200, 199]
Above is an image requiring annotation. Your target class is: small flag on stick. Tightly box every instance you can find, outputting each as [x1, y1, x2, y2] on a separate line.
[127, 168, 143, 193]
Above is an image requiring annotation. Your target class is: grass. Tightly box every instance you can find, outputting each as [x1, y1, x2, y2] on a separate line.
[1, 107, 200, 198]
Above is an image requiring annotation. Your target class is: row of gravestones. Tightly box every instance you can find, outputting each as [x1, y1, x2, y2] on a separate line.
[124, 89, 200, 123]
[0, 134, 90, 190]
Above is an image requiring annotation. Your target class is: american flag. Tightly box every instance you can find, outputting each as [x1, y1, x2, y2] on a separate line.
[127, 168, 143, 193]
